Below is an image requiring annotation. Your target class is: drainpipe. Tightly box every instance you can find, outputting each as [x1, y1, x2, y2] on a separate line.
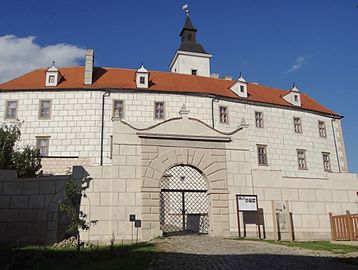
[331, 117, 341, 173]
[211, 96, 219, 128]
[100, 90, 111, 166]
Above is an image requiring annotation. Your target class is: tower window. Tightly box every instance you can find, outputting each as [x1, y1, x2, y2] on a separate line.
[188, 34, 192, 41]
[191, 69, 197, 76]
[294, 95, 298, 102]
[219, 106, 228, 123]
[140, 76, 145, 84]
[154, 102, 165, 120]
[240, 85, 245, 93]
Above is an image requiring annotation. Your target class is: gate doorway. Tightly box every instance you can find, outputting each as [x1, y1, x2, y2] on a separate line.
[160, 165, 209, 236]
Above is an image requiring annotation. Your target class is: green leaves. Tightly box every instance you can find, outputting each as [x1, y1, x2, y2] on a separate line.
[0, 121, 42, 177]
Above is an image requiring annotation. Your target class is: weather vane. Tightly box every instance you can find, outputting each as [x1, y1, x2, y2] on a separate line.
[182, 3, 189, 16]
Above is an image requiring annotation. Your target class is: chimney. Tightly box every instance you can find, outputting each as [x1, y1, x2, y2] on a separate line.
[210, 73, 220, 79]
[84, 49, 94, 85]
[223, 75, 233, 80]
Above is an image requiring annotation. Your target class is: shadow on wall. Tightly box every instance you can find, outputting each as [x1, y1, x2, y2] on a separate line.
[0, 166, 90, 246]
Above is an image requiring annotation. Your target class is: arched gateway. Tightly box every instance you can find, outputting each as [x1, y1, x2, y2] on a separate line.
[160, 165, 209, 235]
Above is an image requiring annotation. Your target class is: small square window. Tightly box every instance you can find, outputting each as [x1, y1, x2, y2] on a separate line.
[257, 145, 268, 165]
[297, 149, 307, 169]
[318, 121, 326, 138]
[322, 152, 331, 172]
[140, 76, 145, 84]
[39, 100, 51, 119]
[48, 75, 55, 84]
[113, 100, 124, 119]
[240, 85, 245, 93]
[219, 106, 228, 123]
[293, 117, 302, 133]
[154, 102, 165, 120]
[5, 100, 18, 119]
[191, 69, 197, 76]
[36, 137, 50, 157]
[255, 111, 264, 128]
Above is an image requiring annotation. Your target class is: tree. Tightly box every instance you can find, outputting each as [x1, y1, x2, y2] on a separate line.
[0, 122, 42, 177]
[59, 173, 97, 255]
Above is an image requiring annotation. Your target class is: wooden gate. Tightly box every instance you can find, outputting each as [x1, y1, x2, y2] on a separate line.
[329, 211, 358, 241]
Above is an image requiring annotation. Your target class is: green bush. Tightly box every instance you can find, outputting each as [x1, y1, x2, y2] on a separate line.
[0, 122, 42, 177]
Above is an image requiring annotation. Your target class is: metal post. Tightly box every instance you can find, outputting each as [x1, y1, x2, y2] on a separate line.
[272, 200, 278, 241]
[236, 195, 241, 238]
[182, 192, 186, 231]
[132, 222, 134, 244]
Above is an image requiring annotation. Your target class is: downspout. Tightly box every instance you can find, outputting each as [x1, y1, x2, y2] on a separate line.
[100, 90, 111, 166]
[211, 96, 219, 128]
[331, 117, 341, 173]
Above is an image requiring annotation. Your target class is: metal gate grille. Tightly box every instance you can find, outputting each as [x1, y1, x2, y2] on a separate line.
[160, 165, 209, 235]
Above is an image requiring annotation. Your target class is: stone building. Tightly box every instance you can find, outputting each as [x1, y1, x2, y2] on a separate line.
[0, 13, 357, 243]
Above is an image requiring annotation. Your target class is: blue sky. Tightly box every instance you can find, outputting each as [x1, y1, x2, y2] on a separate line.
[0, 0, 357, 172]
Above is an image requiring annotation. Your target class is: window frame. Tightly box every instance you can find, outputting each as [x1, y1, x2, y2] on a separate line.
[322, 152, 331, 172]
[318, 121, 327, 138]
[112, 99, 124, 119]
[255, 111, 264, 128]
[293, 117, 302, 133]
[191, 69, 197, 76]
[139, 76, 146, 85]
[36, 136, 50, 157]
[38, 99, 52, 120]
[219, 106, 229, 124]
[154, 101, 165, 120]
[257, 144, 268, 166]
[48, 75, 55, 84]
[297, 149, 307, 170]
[5, 100, 18, 119]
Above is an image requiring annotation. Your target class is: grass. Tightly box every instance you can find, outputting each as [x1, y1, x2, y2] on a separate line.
[0, 242, 157, 270]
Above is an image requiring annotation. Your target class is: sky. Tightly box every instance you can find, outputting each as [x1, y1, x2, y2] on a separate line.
[0, 0, 357, 172]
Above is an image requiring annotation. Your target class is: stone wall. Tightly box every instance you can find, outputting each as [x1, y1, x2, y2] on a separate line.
[0, 170, 70, 244]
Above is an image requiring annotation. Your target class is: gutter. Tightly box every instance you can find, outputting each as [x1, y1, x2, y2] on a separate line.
[100, 90, 111, 166]
[331, 117, 341, 173]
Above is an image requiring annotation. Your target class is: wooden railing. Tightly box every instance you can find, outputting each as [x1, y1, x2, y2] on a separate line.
[329, 211, 358, 241]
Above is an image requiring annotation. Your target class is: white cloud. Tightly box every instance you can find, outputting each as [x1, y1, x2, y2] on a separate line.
[286, 56, 305, 73]
[0, 35, 84, 83]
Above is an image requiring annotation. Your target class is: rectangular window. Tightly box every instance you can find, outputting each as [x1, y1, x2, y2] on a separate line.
[219, 106, 228, 123]
[240, 85, 245, 92]
[36, 137, 50, 156]
[154, 102, 165, 120]
[293, 117, 302, 133]
[140, 76, 145, 84]
[5, 100, 18, 119]
[255, 111, 264, 128]
[318, 121, 326, 137]
[297, 149, 307, 169]
[39, 100, 51, 119]
[113, 100, 124, 118]
[257, 145, 268, 165]
[48, 75, 55, 83]
[191, 69, 197, 76]
[322, 152, 331, 172]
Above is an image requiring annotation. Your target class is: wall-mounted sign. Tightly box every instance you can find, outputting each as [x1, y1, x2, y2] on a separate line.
[129, 214, 136, 222]
[135, 220, 142, 228]
[237, 195, 258, 212]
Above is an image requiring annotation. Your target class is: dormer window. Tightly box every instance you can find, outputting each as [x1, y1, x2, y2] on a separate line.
[229, 73, 248, 98]
[294, 95, 298, 102]
[282, 83, 302, 107]
[136, 64, 149, 89]
[45, 61, 61, 87]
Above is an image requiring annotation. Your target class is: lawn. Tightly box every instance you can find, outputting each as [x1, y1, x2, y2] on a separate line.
[0, 242, 156, 270]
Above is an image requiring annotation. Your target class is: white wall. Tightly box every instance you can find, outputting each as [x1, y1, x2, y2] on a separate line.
[0, 90, 346, 178]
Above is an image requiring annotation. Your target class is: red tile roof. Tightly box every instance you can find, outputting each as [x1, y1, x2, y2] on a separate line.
[0, 67, 340, 117]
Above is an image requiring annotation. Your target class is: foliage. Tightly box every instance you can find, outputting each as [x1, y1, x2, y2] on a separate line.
[59, 173, 97, 254]
[0, 121, 42, 177]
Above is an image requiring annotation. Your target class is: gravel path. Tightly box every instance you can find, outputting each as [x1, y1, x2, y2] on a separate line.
[150, 235, 358, 270]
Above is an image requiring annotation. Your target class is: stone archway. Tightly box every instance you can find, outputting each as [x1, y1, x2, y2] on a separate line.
[160, 165, 209, 235]
[141, 147, 230, 240]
